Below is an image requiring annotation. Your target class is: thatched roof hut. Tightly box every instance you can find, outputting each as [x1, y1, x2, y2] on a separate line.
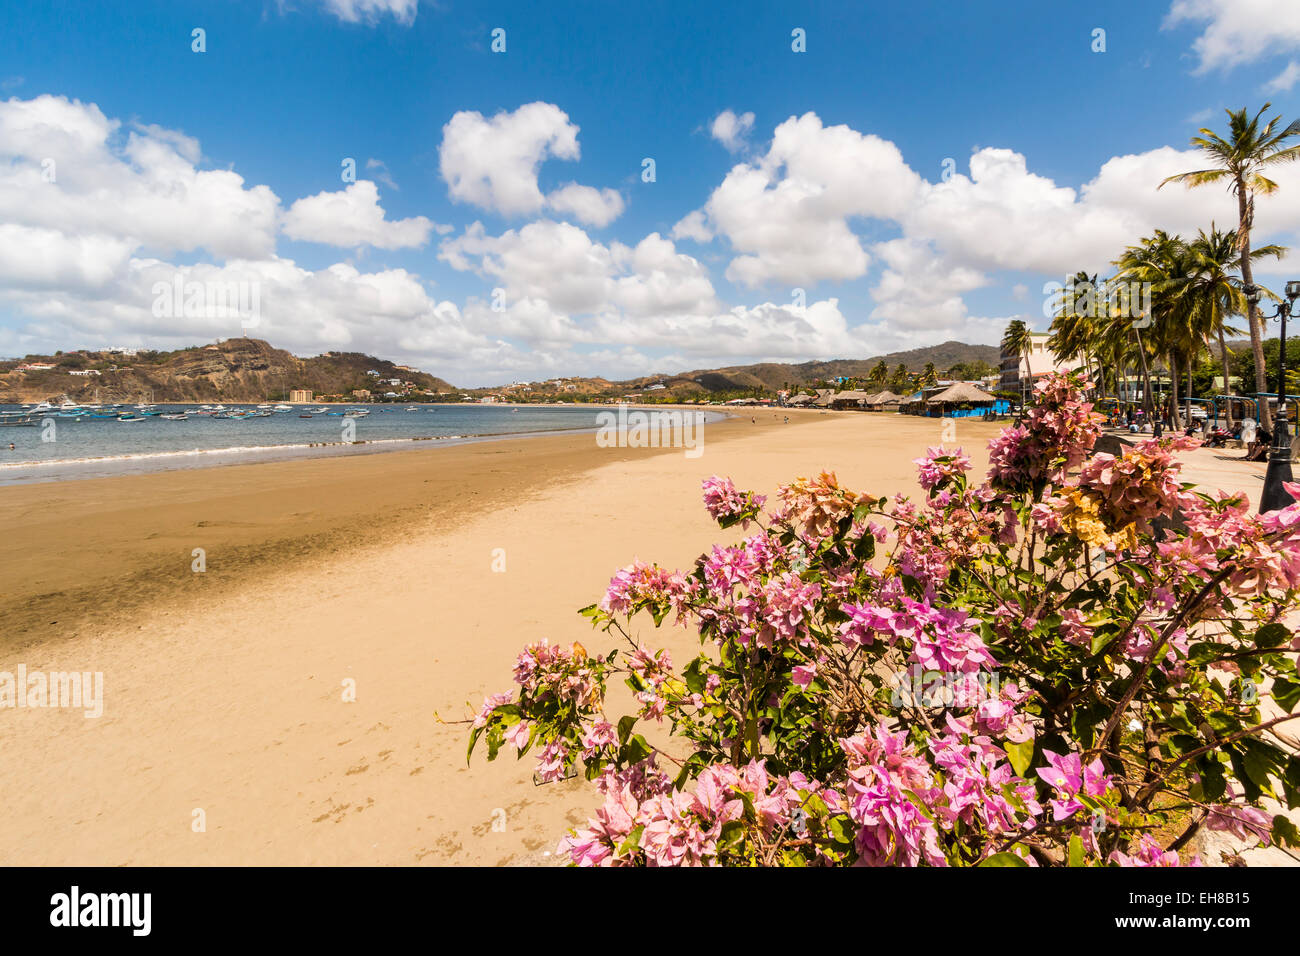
[926, 382, 998, 405]
[830, 389, 876, 409]
[866, 389, 905, 406]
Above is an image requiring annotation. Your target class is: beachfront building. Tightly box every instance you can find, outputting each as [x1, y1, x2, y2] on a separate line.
[863, 389, 904, 411]
[999, 331, 1084, 396]
[926, 382, 1007, 418]
[290, 389, 313, 403]
[829, 389, 877, 410]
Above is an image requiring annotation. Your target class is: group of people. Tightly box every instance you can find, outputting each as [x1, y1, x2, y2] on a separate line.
[1108, 405, 1276, 461]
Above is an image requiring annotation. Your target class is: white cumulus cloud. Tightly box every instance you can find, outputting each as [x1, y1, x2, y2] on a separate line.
[282, 180, 437, 249]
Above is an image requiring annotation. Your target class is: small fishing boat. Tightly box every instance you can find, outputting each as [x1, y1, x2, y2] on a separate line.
[161, 413, 188, 421]
[343, 408, 370, 418]
[310, 407, 328, 414]
[0, 413, 38, 427]
[273, 404, 292, 412]
[299, 413, 313, 418]
[117, 414, 146, 422]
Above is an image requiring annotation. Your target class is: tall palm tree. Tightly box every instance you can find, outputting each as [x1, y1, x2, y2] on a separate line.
[889, 363, 910, 391]
[1002, 319, 1033, 414]
[1174, 226, 1284, 429]
[1160, 104, 1300, 429]
[1048, 271, 1102, 395]
[868, 360, 888, 386]
[920, 362, 938, 388]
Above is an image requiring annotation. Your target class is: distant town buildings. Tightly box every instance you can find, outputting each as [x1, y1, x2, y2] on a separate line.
[289, 389, 313, 403]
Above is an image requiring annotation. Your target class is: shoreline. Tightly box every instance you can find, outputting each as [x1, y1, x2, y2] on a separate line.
[0, 404, 732, 487]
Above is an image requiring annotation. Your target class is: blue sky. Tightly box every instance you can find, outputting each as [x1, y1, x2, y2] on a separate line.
[2, 0, 1299, 385]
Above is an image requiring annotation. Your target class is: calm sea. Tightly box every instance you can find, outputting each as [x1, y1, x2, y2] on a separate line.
[0, 403, 713, 485]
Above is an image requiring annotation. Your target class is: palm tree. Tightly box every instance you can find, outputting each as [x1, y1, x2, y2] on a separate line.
[889, 364, 910, 392]
[1048, 271, 1103, 394]
[920, 362, 938, 388]
[868, 360, 888, 387]
[1114, 232, 1188, 420]
[1160, 104, 1300, 429]
[1002, 319, 1033, 415]
[1175, 226, 1284, 429]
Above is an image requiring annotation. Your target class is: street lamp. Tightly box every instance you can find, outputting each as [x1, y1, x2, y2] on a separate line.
[1244, 281, 1300, 513]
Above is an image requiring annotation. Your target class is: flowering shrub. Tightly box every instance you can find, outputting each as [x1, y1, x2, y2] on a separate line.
[469, 372, 1300, 866]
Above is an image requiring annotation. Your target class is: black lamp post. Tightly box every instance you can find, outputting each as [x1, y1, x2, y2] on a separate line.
[1245, 281, 1300, 513]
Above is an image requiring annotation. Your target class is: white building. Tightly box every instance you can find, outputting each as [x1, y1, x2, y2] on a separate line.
[999, 331, 1084, 394]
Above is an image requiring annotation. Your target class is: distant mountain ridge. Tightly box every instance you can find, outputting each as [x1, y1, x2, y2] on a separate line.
[603, 343, 998, 395]
[0, 337, 999, 403]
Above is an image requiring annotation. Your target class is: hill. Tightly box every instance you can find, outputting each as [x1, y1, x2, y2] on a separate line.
[0, 338, 455, 404]
[664, 342, 1000, 392]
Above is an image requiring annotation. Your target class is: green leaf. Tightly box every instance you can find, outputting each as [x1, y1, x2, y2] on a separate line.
[1067, 835, 1085, 868]
[1272, 678, 1300, 714]
[1241, 742, 1278, 793]
[682, 657, 707, 695]
[826, 814, 856, 846]
[1004, 737, 1034, 777]
[1272, 815, 1300, 849]
[979, 851, 1029, 867]
[1254, 622, 1291, 649]
[619, 734, 652, 765]
[617, 715, 637, 745]
[617, 824, 644, 856]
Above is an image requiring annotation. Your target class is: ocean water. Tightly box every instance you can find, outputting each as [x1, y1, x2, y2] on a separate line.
[0, 403, 703, 485]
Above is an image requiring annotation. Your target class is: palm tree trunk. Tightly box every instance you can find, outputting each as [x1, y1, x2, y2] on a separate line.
[1218, 327, 1234, 429]
[1134, 330, 1154, 419]
[1169, 353, 1182, 430]
[1238, 183, 1272, 430]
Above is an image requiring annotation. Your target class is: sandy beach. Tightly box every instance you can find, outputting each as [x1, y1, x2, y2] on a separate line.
[0, 411, 1277, 865]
